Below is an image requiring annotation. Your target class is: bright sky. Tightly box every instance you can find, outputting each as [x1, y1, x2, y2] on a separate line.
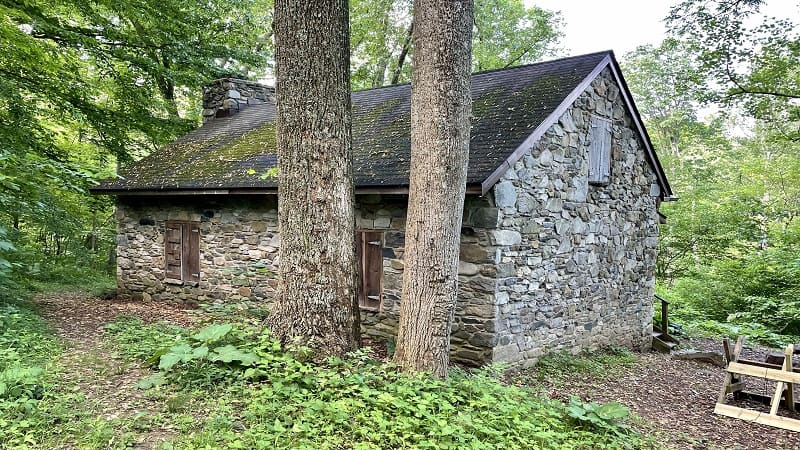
[526, 0, 800, 59]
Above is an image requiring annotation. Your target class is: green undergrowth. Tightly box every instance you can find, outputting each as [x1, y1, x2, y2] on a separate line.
[104, 316, 190, 362]
[0, 297, 59, 446]
[102, 317, 651, 450]
[19, 251, 116, 298]
[670, 314, 797, 349]
[656, 285, 800, 348]
[530, 346, 640, 385]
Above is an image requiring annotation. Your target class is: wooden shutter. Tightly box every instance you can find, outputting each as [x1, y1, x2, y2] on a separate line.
[165, 221, 201, 283]
[164, 222, 183, 280]
[183, 223, 201, 284]
[589, 115, 612, 184]
[356, 231, 383, 310]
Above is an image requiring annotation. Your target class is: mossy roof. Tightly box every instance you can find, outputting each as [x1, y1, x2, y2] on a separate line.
[95, 52, 612, 192]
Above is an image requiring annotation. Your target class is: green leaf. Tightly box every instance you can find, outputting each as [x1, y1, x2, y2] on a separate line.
[143, 347, 170, 367]
[136, 373, 168, 390]
[596, 403, 629, 421]
[209, 345, 258, 366]
[192, 345, 209, 359]
[159, 344, 193, 371]
[159, 353, 184, 371]
[192, 324, 233, 343]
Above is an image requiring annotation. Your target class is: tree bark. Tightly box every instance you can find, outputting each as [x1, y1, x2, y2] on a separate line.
[268, 0, 360, 357]
[393, 0, 473, 377]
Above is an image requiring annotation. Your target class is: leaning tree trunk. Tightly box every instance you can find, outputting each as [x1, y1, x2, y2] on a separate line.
[268, 0, 360, 357]
[393, 0, 473, 377]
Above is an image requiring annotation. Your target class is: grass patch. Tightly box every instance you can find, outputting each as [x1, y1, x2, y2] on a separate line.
[0, 298, 148, 449]
[104, 316, 189, 362]
[1, 298, 100, 448]
[530, 347, 640, 385]
[21, 252, 116, 298]
[30, 274, 115, 298]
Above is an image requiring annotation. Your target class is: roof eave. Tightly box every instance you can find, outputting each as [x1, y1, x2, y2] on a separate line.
[91, 184, 486, 197]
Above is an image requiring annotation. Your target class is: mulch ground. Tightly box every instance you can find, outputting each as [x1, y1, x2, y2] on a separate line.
[524, 337, 800, 450]
[32, 292, 800, 450]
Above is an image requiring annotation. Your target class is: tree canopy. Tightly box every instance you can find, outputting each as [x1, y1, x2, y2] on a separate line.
[0, 0, 271, 295]
[350, 0, 562, 88]
[667, 0, 799, 140]
[620, 2, 800, 340]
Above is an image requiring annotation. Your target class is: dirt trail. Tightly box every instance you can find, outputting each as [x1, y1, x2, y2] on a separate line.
[34, 292, 198, 449]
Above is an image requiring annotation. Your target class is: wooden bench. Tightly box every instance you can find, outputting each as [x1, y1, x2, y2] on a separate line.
[715, 337, 800, 432]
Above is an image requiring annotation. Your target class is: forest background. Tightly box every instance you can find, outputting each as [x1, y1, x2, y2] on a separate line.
[1, 0, 798, 345]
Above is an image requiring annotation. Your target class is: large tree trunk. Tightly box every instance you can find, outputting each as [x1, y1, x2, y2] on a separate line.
[269, 0, 360, 357]
[393, 0, 473, 377]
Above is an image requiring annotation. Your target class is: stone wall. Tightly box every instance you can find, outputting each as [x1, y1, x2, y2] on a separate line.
[116, 196, 281, 304]
[202, 78, 275, 123]
[489, 67, 660, 366]
[115, 194, 499, 365]
[357, 195, 501, 365]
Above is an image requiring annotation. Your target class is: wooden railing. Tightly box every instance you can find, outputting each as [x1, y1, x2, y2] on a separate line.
[654, 294, 670, 336]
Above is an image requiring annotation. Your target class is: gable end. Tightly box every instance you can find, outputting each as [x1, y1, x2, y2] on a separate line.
[479, 53, 672, 200]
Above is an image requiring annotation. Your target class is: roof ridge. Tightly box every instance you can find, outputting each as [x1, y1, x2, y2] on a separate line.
[469, 50, 613, 77]
[352, 51, 614, 94]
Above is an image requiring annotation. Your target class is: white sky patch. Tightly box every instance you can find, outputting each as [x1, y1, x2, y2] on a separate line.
[527, 0, 800, 58]
[526, 0, 672, 56]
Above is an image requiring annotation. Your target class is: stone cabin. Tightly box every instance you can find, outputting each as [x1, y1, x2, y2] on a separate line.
[93, 51, 673, 367]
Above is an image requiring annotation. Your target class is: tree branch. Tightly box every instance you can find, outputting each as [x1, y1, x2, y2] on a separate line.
[390, 23, 414, 85]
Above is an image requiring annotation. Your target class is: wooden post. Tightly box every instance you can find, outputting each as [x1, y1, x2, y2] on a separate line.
[718, 336, 745, 404]
[661, 299, 669, 335]
[723, 338, 745, 396]
[786, 344, 795, 412]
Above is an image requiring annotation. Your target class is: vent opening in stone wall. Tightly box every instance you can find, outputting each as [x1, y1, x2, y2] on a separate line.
[164, 221, 201, 285]
[589, 115, 612, 185]
[356, 230, 383, 310]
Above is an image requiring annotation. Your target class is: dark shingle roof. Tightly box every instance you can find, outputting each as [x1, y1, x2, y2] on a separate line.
[94, 52, 619, 192]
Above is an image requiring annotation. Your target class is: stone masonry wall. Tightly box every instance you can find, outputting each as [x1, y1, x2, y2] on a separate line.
[116, 194, 500, 366]
[116, 196, 281, 304]
[490, 67, 660, 367]
[202, 78, 275, 123]
[357, 195, 500, 366]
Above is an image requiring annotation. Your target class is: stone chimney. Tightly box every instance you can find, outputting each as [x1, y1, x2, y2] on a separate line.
[201, 78, 275, 124]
